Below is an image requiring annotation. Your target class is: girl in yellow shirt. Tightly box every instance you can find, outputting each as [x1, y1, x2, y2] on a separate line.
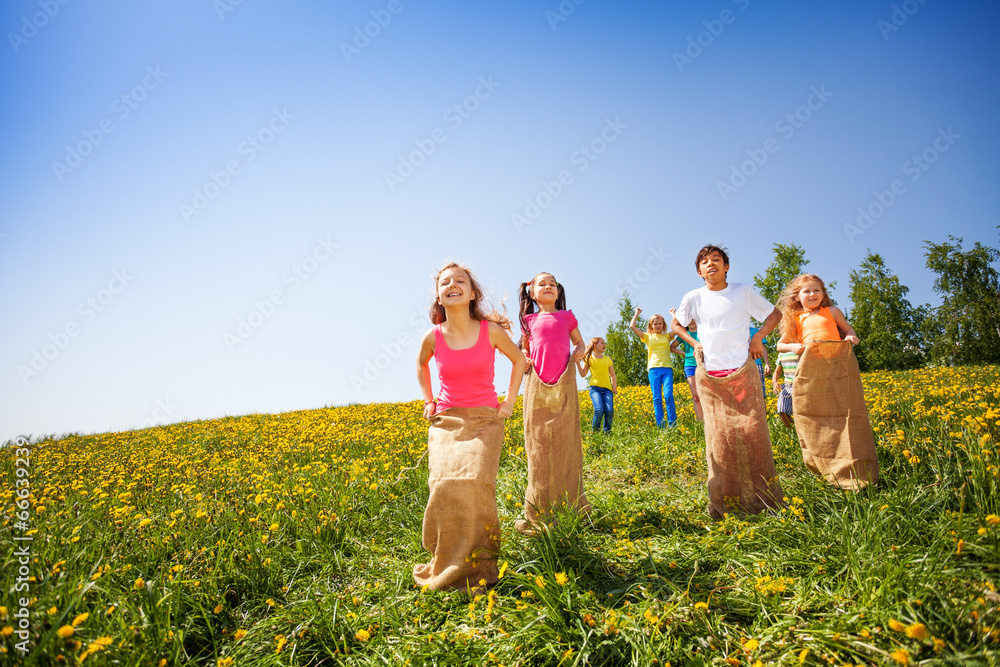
[576, 337, 617, 433]
[630, 307, 677, 427]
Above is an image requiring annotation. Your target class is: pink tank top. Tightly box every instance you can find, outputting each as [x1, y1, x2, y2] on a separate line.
[434, 320, 498, 412]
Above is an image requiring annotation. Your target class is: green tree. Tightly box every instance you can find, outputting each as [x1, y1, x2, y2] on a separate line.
[847, 251, 925, 371]
[923, 236, 1000, 365]
[604, 292, 648, 386]
[753, 243, 810, 305]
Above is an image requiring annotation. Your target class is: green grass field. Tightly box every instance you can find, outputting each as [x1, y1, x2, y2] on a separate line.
[2, 366, 999, 665]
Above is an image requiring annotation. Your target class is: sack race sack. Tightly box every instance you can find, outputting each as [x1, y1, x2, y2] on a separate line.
[696, 353, 785, 519]
[516, 358, 591, 534]
[792, 340, 879, 491]
[413, 407, 504, 593]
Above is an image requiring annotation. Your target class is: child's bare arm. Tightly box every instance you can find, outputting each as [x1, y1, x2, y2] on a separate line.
[830, 307, 860, 345]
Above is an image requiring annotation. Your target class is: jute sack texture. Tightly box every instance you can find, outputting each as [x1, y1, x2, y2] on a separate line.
[695, 352, 785, 519]
[792, 340, 879, 491]
[516, 358, 591, 534]
[413, 407, 503, 592]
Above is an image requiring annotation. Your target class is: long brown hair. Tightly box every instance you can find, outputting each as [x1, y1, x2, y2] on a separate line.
[429, 262, 511, 330]
[583, 337, 605, 367]
[778, 273, 833, 343]
[518, 272, 567, 342]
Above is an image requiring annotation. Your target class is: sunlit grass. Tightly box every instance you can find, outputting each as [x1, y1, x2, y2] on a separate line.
[2, 366, 998, 665]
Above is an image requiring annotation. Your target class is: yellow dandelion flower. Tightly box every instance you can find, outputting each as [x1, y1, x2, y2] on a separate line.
[694, 602, 708, 611]
[745, 638, 759, 651]
[906, 623, 930, 640]
[498, 561, 509, 579]
[138, 518, 153, 528]
[274, 634, 287, 653]
[57, 625, 75, 638]
[213, 604, 223, 614]
[555, 572, 569, 586]
[798, 648, 809, 664]
[986, 515, 1000, 526]
[133, 577, 144, 590]
[356, 628, 371, 642]
[890, 649, 909, 665]
[956, 539, 965, 554]
[888, 619, 906, 632]
[234, 628, 247, 641]
[1, 627, 13, 637]
[534, 575, 546, 589]
[72, 612, 89, 626]
[218, 658, 234, 667]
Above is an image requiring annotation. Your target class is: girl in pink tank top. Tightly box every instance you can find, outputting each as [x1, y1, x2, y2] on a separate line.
[413, 263, 525, 595]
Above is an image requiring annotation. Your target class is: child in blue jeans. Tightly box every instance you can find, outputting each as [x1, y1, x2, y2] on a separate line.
[630, 307, 677, 427]
[576, 337, 617, 432]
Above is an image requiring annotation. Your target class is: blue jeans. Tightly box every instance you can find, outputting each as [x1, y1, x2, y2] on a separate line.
[589, 386, 614, 432]
[648, 367, 677, 427]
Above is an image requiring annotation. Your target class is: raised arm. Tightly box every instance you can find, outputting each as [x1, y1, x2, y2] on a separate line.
[490, 323, 526, 419]
[416, 329, 437, 420]
[629, 307, 645, 338]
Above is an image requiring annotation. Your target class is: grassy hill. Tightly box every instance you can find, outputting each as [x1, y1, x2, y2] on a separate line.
[2, 366, 999, 665]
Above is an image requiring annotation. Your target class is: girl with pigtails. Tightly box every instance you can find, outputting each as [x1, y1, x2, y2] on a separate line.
[515, 272, 591, 535]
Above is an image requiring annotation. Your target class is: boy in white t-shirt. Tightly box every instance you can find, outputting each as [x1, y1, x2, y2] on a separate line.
[671, 244, 785, 519]
[671, 245, 781, 373]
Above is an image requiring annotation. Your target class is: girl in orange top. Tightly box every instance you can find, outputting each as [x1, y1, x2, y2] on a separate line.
[776, 274, 860, 355]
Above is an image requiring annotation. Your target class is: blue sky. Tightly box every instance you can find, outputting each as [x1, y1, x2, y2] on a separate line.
[2, 0, 998, 442]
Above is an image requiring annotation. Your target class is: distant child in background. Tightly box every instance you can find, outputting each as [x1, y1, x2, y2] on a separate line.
[671, 244, 784, 519]
[630, 308, 677, 428]
[669, 311, 703, 421]
[414, 263, 526, 595]
[576, 337, 617, 433]
[777, 273, 878, 490]
[749, 326, 771, 399]
[516, 272, 591, 534]
[772, 350, 798, 427]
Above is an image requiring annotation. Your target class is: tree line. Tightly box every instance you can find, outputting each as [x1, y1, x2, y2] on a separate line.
[605, 235, 1000, 384]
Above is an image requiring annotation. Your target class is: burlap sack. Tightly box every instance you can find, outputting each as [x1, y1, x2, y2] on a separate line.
[696, 352, 784, 519]
[516, 358, 591, 535]
[413, 407, 503, 592]
[792, 340, 879, 491]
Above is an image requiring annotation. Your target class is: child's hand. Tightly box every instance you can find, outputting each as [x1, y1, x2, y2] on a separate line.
[749, 338, 765, 360]
[634, 307, 642, 316]
[772, 381, 780, 394]
[764, 362, 771, 375]
[497, 397, 514, 419]
[846, 335, 860, 346]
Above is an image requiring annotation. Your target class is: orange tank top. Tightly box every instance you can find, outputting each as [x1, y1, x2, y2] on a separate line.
[796, 307, 840, 342]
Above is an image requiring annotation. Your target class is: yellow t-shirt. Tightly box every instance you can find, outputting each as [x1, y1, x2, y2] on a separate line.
[640, 332, 673, 369]
[586, 355, 613, 390]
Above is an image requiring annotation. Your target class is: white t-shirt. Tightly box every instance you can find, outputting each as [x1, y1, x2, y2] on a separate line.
[674, 283, 775, 371]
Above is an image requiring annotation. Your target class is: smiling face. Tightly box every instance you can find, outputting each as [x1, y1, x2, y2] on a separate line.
[437, 266, 474, 308]
[649, 315, 666, 333]
[697, 251, 729, 288]
[797, 279, 825, 311]
[530, 273, 559, 307]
